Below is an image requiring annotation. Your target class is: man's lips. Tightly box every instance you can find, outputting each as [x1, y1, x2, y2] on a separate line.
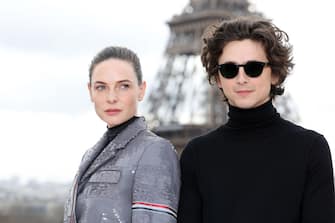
[236, 90, 253, 96]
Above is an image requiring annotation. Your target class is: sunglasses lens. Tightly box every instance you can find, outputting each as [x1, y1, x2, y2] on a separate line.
[219, 63, 238, 78]
[218, 61, 268, 79]
[244, 61, 265, 77]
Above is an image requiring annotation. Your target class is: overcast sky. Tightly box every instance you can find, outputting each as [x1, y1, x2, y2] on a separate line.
[0, 0, 334, 183]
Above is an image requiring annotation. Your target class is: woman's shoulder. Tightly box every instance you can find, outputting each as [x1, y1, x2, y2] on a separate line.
[134, 129, 179, 164]
[138, 129, 175, 150]
[134, 129, 174, 151]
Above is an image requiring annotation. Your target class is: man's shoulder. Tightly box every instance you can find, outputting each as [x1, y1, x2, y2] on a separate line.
[279, 118, 324, 139]
[182, 126, 222, 153]
[191, 125, 222, 141]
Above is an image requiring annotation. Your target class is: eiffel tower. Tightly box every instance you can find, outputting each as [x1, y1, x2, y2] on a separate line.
[146, 0, 299, 152]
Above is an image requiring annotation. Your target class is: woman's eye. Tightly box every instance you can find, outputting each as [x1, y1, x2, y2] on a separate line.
[95, 85, 106, 91]
[119, 84, 130, 90]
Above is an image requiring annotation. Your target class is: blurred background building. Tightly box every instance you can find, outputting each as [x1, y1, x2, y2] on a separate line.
[0, 177, 69, 223]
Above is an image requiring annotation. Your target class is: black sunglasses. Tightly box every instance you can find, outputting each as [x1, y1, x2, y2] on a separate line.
[218, 61, 270, 79]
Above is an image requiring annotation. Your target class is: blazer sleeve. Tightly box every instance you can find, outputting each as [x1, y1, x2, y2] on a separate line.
[302, 134, 335, 223]
[131, 138, 180, 223]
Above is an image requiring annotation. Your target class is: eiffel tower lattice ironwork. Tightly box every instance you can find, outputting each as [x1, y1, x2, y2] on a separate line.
[146, 0, 256, 128]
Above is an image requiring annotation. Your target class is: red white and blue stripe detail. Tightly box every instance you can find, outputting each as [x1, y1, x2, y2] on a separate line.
[132, 201, 177, 219]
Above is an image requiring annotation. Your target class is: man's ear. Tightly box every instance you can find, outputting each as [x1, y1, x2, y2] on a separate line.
[271, 74, 280, 85]
[215, 75, 223, 90]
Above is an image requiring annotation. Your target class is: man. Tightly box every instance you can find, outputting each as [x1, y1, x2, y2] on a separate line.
[177, 16, 335, 223]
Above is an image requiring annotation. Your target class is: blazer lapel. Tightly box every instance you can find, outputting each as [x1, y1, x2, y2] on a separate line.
[76, 133, 110, 181]
[79, 117, 147, 183]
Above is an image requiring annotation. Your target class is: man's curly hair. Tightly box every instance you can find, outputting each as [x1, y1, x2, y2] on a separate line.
[201, 16, 294, 98]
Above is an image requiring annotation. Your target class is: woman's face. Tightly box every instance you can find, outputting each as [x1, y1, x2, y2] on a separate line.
[216, 39, 278, 109]
[88, 58, 146, 127]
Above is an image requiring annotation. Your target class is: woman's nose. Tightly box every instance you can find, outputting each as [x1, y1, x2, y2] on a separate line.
[107, 90, 118, 103]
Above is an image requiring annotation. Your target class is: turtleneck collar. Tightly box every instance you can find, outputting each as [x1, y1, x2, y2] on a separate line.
[106, 116, 138, 142]
[226, 100, 279, 129]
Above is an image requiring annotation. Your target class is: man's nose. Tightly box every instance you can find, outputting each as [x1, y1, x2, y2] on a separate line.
[236, 67, 248, 84]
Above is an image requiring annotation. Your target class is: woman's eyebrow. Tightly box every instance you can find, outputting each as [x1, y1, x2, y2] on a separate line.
[93, 81, 107, 85]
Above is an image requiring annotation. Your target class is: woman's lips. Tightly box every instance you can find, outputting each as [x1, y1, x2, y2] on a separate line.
[105, 109, 122, 115]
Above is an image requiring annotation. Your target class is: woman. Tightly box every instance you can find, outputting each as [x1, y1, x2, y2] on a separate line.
[64, 46, 180, 223]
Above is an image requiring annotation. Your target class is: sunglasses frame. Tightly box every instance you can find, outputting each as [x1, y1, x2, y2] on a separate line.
[217, 61, 270, 79]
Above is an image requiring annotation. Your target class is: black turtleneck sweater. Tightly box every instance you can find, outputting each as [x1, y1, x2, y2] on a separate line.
[177, 100, 335, 223]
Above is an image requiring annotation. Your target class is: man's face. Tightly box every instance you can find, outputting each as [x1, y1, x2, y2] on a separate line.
[216, 39, 278, 109]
